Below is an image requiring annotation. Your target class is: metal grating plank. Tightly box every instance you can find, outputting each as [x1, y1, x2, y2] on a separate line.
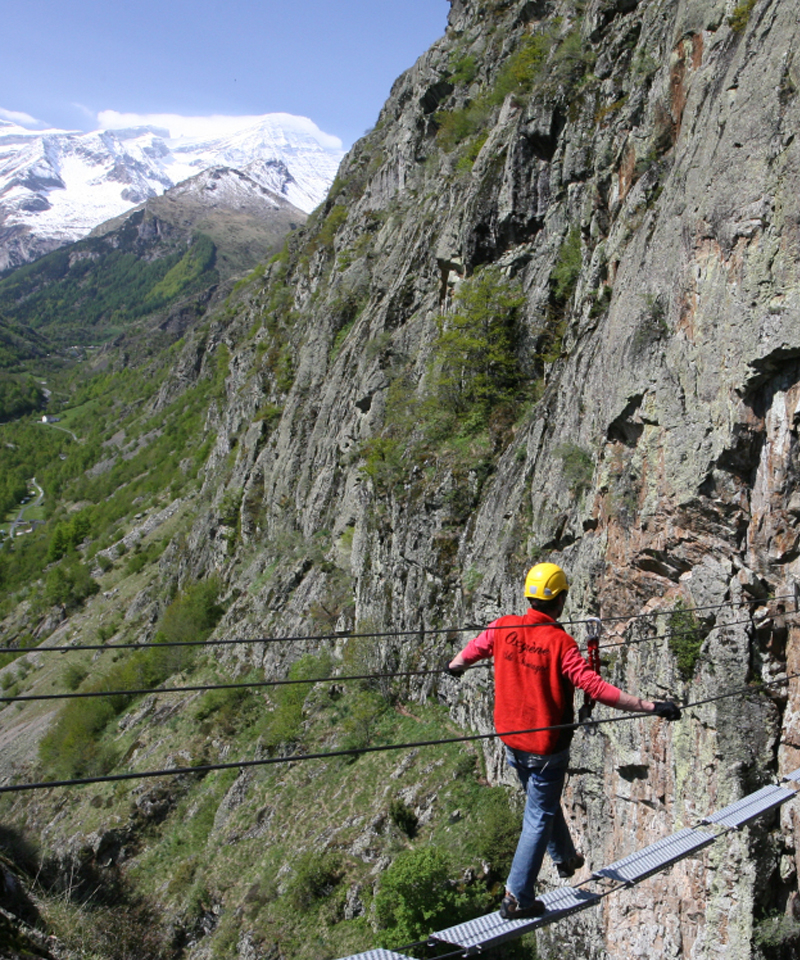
[593, 828, 715, 885]
[538, 885, 603, 921]
[336, 952, 418, 960]
[431, 887, 600, 951]
[702, 785, 795, 828]
[782, 768, 800, 783]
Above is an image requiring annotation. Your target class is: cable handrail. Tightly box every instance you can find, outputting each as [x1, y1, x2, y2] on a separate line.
[2, 612, 794, 705]
[597, 613, 787, 650]
[0, 591, 794, 657]
[1, 672, 795, 795]
[0, 611, 793, 707]
[0, 664, 492, 705]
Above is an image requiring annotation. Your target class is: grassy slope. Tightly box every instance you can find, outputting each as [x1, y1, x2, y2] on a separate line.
[0, 297, 536, 953]
[0, 263, 491, 957]
[1, 649, 532, 959]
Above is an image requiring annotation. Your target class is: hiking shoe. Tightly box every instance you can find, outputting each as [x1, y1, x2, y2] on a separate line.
[556, 854, 585, 879]
[499, 892, 545, 920]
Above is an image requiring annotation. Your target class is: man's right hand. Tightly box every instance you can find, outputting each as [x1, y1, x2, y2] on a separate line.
[652, 701, 681, 721]
[446, 659, 466, 678]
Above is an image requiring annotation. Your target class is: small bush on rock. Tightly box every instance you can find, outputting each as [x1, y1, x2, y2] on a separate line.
[375, 847, 472, 947]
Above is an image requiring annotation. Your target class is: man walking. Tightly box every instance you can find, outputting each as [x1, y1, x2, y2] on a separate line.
[448, 562, 681, 920]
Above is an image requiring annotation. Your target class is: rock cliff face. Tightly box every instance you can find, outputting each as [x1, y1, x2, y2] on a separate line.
[7, 0, 798, 957]
[168, 0, 800, 954]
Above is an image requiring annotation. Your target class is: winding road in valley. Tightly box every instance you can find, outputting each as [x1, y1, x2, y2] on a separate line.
[40, 420, 79, 442]
[7, 478, 44, 538]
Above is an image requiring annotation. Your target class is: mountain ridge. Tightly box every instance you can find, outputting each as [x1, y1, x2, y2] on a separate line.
[0, 161, 306, 350]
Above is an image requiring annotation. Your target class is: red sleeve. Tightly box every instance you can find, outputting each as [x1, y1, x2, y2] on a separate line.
[459, 622, 498, 665]
[561, 644, 622, 706]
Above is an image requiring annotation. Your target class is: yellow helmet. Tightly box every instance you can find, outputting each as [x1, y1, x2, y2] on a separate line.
[524, 562, 568, 600]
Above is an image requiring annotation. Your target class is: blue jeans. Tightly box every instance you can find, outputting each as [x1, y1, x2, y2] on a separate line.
[505, 747, 576, 908]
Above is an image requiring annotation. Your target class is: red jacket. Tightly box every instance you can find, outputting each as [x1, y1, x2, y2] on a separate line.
[460, 608, 622, 754]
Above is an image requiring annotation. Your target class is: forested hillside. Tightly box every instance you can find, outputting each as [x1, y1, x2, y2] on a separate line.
[2, 1, 800, 959]
[0, 317, 50, 369]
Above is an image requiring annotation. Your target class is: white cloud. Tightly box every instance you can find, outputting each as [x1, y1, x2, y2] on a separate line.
[0, 107, 47, 128]
[71, 102, 99, 124]
[96, 110, 343, 151]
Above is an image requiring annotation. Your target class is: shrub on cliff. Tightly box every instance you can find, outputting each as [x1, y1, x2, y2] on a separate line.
[375, 847, 473, 947]
[729, 0, 757, 33]
[667, 600, 704, 680]
[432, 265, 526, 433]
[43, 555, 99, 610]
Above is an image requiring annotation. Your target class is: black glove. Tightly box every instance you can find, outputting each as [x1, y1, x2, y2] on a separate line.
[445, 659, 465, 678]
[652, 701, 681, 721]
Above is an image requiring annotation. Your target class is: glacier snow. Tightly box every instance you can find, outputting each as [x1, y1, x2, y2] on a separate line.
[0, 114, 344, 271]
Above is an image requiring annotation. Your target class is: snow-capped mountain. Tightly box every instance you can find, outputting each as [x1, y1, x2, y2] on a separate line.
[92, 161, 309, 282]
[0, 114, 344, 271]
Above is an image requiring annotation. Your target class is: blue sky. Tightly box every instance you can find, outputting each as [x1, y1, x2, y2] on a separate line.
[2, 0, 450, 149]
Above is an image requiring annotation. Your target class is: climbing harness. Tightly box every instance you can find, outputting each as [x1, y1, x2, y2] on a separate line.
[578, 616, 602, 733]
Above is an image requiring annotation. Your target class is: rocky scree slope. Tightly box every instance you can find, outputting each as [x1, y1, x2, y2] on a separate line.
[3, 0, 800, 957]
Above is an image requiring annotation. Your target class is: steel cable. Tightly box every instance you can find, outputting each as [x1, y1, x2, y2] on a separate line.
[1, 671, 796, 795]
[0, 664, 492, 705]
[1, 611, 795, 707]
[0, 591, 794, 657]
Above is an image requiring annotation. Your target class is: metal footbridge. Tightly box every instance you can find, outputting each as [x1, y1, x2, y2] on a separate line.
[339, 767, 800, 959]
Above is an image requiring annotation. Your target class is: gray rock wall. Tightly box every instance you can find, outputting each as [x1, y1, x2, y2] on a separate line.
[166, 1, 800, 955]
